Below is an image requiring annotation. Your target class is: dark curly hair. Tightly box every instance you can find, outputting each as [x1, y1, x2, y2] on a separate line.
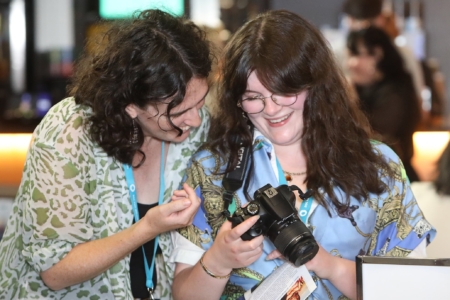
[208, 10, 394, 213]
[67, 9, 212, 166]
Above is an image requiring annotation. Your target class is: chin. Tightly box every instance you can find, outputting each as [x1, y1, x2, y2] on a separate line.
[268, 137, 295, 147]
[173, 131, 191, 142]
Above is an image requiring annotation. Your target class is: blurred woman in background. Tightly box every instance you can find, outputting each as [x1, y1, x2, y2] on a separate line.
[347, 26, 422, 182]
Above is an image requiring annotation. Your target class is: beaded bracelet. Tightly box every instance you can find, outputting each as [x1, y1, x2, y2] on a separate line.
[199, 253, 232, 279]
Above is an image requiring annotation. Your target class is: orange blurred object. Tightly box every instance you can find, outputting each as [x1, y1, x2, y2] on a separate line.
[411, 131, 450, 181]
[0, 134, 32, 189]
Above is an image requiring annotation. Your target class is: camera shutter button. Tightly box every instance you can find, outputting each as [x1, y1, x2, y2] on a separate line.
[247, 203, 259, 215]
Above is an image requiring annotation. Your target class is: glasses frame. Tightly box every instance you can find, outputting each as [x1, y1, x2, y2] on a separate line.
[237, 93, 299, 114]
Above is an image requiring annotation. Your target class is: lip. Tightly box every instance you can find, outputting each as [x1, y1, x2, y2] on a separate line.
[265, 112, 293, 127]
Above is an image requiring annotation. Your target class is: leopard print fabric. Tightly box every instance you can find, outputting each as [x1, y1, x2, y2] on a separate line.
[0, 97, 210, 299]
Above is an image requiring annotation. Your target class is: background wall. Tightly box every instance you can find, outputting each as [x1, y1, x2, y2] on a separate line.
[423, 0, 450, 125]
[272, 0, 344, 28]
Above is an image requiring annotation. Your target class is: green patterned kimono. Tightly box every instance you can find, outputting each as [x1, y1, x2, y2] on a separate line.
[0, 97, 210, 299]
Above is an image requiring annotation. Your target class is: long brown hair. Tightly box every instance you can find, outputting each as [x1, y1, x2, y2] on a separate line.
[208, 10, 393, 213]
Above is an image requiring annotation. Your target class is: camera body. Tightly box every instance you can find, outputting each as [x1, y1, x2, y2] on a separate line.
[229, 184, 319, 267]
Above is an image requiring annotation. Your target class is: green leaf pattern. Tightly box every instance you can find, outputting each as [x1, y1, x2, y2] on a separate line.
[0, 98, 210, 299]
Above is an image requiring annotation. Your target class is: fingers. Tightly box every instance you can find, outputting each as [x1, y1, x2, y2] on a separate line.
[266, 249, 283, 261]
[172, 189, 188, 201]
[172, 183, 200, 204]
[161, 198, 192, 215]
[182, 182, 196, 198]
[228, 215, 260, 241]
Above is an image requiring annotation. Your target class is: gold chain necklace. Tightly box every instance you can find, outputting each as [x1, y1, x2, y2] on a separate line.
[283, 170, 306, 182]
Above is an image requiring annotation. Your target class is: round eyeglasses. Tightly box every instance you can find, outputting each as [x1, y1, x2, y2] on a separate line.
[237, 93, 298, 114]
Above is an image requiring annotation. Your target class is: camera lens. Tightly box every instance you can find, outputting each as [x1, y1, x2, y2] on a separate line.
[271, 221, 319, 267]
[288, 239, 319, 267]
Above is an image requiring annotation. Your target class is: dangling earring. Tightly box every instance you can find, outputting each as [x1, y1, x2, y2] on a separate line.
[242, 111, 248, 120]
[130, 119, 138, 144]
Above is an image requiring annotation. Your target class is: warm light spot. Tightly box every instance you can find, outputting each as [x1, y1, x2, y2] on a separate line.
[411, 131, 450, 181]
[0, 134, 32, 187]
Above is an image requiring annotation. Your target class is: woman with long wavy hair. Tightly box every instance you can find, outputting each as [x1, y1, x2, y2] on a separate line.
[171, 10, 435, 300]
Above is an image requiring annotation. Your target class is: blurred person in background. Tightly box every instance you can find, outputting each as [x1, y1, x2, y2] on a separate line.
[411, 140, 450, 258]
[0, 9, 212, 300]
[347, 26, 422, 183]
[340, 0, 425, 107]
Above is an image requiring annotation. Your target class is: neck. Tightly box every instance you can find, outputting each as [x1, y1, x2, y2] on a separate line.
[273, 143, 307, 171]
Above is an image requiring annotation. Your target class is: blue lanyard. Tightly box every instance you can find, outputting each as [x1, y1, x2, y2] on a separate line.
[123, 141, 165, 292]
[276, 158, 312, 223]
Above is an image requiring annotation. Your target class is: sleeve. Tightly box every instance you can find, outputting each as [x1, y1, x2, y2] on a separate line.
[169, 230, 205, 265]
[369, 144, 436, 257]
[20, 122, 95, 273]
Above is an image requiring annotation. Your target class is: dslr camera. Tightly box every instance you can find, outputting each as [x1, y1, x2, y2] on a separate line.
[229, 183, 319, 267]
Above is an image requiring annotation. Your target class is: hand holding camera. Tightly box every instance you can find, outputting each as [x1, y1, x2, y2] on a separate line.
[228, 184, 319, 267]
[205, 215, 265, 274]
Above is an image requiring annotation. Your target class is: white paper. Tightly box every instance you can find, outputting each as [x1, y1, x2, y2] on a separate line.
[244, 263, 316, 300]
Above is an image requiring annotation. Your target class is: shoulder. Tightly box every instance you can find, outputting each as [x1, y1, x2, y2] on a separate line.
[32, 97, 97, 158]
[188, 147, 225, 175]
[191, 146, 219, 164]
[371, 140, 400, 162]
[189, 106, 210, 141]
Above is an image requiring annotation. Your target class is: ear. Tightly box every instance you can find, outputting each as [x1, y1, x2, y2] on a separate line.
[373, 46, 384, 62]
[125, 104, 138, 119]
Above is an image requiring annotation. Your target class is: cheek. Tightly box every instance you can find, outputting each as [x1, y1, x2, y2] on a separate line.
[290, 98, 306, 111]
[246, 114, 260, 125]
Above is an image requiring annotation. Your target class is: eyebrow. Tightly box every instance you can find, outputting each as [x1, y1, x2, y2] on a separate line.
[244, 90, 263, 94]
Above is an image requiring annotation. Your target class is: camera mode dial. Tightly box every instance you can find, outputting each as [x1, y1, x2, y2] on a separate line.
[246, 203, 260, 215]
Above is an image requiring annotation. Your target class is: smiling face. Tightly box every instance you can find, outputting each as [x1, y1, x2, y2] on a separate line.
[244, 71, 308, 147]
[126, 77, 209, 143]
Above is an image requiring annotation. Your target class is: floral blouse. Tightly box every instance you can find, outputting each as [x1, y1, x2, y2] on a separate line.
[0, 97, 210, 299]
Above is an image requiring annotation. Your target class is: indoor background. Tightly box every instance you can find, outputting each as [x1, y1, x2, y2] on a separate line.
[1, 0, 449, 238]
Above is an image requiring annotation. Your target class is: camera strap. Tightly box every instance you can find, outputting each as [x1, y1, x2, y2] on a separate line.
[222, 138, 251, 216]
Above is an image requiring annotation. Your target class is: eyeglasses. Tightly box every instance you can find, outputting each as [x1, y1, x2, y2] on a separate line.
[238, 93, 298, 114]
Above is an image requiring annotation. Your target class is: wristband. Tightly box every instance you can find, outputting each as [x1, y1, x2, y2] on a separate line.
[199, 252, 232, 279]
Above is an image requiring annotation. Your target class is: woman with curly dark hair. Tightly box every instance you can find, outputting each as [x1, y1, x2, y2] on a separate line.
[0, 9, 212, 300]
[171, 10, 435, 300]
